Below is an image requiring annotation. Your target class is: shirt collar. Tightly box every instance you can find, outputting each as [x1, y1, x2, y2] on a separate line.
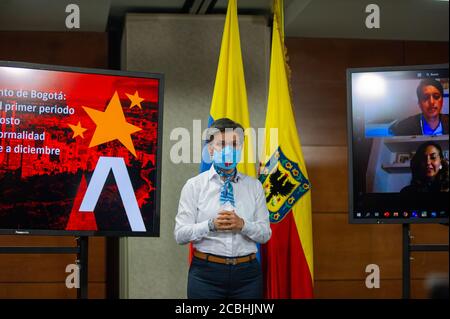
[421, 114, 443, 135]
[208, 164, 243, 182]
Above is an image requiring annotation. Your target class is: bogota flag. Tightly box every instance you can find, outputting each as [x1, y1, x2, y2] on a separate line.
[258, 0, 314, 298]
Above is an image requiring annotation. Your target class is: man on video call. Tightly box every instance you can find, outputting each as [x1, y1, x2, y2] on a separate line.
[389, 79, 449, 136]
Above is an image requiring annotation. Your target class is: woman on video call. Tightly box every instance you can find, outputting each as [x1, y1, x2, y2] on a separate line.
[401, 141, 449, 193]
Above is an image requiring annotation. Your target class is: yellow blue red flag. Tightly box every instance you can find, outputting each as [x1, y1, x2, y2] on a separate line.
[192, 0, 256, 262]
[199, 0, 255, 177]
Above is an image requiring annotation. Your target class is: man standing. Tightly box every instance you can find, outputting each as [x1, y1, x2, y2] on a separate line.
[390, 79, 449, 136]
[174, 118, 271, 299]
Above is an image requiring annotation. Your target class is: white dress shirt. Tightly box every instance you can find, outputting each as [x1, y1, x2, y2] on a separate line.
[174, 165, 272, 257]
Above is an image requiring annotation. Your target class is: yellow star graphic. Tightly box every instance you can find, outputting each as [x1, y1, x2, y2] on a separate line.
[68, 121, 87, 139]
[83, 91, 142, 157]
[126, 91, 144, 109]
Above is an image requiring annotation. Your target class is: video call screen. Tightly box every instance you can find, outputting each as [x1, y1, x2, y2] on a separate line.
[348, 65, 449, 224]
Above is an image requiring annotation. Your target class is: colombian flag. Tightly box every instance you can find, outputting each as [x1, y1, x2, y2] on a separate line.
[191, 0, 256, 261]
[258, 0, 314, 298]
[199, 0, 255, 177]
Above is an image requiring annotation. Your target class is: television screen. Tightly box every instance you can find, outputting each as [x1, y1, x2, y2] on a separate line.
[0, 61, 163, 236]
[347, 64, 449, 224]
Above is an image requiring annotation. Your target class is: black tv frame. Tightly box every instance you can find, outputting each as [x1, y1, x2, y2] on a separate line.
[0, 60, 163, 237]
[347, 63, 449, 225]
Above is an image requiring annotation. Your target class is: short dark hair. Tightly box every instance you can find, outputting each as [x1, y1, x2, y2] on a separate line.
[416, 79, 444, 102]
[206, 118, 244, 144]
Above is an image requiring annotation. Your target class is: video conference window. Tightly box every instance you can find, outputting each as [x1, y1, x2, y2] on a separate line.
[349, 66, 449, 223]
[355, 71, 449, 193]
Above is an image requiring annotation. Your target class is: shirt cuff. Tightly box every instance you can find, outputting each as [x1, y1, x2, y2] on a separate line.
[240, 218, 254, 236]
[194, 220, 210, 239]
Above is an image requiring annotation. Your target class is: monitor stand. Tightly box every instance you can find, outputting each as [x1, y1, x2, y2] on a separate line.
[402, 223, 448, 299]
[0, 236, 89, 299]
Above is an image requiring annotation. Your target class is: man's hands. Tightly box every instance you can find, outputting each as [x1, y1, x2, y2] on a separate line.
[214, 210, 244, 232]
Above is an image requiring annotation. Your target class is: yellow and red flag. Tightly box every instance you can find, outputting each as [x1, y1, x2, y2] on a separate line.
[258, 0, 314, 298]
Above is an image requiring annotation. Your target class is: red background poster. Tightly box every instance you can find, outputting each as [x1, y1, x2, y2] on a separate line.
[0, 65, 161, 235]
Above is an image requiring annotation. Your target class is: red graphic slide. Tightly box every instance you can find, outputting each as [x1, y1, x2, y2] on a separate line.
[0, 63, 162, 235]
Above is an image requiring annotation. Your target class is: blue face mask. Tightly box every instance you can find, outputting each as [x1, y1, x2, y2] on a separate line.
[213, 145, 242, 170]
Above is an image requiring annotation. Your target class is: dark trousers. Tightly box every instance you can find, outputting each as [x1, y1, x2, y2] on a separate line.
[187, 256, 263, 299]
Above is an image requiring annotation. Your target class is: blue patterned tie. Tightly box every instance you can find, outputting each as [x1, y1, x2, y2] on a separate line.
[214, 165, 236, 207]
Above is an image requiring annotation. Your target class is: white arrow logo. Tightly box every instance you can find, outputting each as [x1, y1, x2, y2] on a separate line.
[79, 156, 146, 231]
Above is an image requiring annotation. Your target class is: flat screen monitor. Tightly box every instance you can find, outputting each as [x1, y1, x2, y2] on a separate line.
[347, 64, 449, 224]
[0, 61, 163, 236]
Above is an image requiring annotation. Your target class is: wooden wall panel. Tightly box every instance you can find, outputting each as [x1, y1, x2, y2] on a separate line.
[0, 283, 105, 299]
[410, 224, 450, 245]
[314, 279, 435, 299]
[292, 82, 348, 147]
[286, 38, 404, 83]
[314, 279, 401, 299]
[0, 238, 105, 281]
[0, 32, 108, 68]
[403, 42, 449, 65]
[0, 254, 79, 282]
[0, 236, 74, 246]
[411, 252, 449, 279]
[313, 213, 449, 281]
[0, 31, 108, 299]
[313, 213, 402, 280]
[303, 146, 348, 213]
